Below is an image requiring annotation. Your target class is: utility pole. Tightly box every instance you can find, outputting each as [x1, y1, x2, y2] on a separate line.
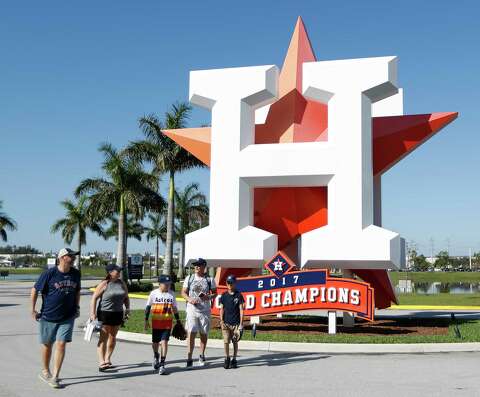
[469, 247, 472, 271]
[429, 237, 435, 263]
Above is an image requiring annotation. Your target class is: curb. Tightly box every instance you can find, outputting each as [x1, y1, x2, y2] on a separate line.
[116, 330, 480, 354]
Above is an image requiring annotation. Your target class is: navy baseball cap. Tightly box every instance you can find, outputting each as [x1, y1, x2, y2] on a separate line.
[106, 264, 122, 272]
[192, 258, 207, 267]
[226, 275, 236, 284]
[158, 274, 172, 284]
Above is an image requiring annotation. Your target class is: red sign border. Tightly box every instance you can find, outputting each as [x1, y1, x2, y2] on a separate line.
[213, 251, 376, 322]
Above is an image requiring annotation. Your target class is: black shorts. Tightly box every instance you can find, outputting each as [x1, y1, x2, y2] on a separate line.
[98, 310, 124, 326]
[152, 329, 171, 343]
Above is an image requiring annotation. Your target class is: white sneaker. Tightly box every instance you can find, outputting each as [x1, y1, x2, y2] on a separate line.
[198, 355, 206, 367]
[158, 365, 166, 375]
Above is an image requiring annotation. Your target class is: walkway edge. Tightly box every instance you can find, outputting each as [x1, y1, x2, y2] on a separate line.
[116, 330, 480, 354]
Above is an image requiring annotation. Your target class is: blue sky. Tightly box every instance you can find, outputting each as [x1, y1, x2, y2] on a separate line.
[0, 1, 478, 256]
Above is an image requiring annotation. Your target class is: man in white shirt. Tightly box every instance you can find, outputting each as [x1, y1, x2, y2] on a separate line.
[181, 258, 217, 368]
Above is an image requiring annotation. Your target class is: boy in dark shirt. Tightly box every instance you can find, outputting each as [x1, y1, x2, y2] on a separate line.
[219, 275, 244, 369]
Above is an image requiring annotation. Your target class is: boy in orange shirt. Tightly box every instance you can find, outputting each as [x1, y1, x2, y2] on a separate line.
[144, 275, 179, 375]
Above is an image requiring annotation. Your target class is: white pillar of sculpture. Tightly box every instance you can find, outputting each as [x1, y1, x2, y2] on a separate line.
[185, 65, 279, 267]
[301, 56, 404, 269]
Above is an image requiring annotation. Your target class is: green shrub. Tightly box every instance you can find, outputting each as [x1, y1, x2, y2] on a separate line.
[127, 281, 154, 293]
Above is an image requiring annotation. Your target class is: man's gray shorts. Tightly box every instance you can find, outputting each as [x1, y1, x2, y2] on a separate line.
[39, 317, 75, 344]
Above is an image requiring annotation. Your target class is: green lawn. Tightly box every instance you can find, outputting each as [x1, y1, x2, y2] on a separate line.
[0, 267, 43, 274]
[389, 271, 480, 284]
[122, 309, 480, 344]
[396, 293, 480, 306]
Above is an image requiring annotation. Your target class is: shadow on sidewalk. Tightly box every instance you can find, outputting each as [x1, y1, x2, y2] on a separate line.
[0, 303, 20, 308]
[61, 352, 329, 386]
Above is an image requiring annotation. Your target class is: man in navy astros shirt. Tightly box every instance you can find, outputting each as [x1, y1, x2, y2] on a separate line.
[31, 248, 81, 389]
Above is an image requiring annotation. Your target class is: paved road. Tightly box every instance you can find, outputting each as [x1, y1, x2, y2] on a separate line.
[1, 282, 480, 397]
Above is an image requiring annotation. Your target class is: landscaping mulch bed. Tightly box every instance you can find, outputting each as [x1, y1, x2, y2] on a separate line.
[210, 316, 450, 337]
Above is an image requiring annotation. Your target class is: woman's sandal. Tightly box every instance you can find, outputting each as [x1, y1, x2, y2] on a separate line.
[98, 363, 109, 372]
[105, 361, 114, 369]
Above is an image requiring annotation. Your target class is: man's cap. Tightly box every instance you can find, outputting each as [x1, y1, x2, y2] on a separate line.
[226, 274, 237, 284]
[158, 274, 172, 284]
[57, 248, 79, 259]
[106, 264, 122, 273]
[192, 258, 207, 267]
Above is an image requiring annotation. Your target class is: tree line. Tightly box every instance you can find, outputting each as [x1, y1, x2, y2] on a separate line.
[43, 101, 206, 280]
[409, 249, 480, 272]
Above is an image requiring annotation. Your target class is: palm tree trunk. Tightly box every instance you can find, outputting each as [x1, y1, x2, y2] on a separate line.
[177, 236, 185, 280]
[123, 223, 128, 275]
[117, 195, 127, 280]
[76, 225, 82, 272]
[163, 171, 175, 276]
[155, 237, 159, 277]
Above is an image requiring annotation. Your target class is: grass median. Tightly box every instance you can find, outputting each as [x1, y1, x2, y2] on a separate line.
[122, 309, 480, 344]
[397, 293, 480, 306]
[1, 266, 107, 278]
[389, 271, 480, 284]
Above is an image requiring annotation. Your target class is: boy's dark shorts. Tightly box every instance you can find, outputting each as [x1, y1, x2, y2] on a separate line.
[152, 328, 171, 343]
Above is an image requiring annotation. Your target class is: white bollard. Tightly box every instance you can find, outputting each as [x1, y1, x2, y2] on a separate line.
[328, 311, 337, 334]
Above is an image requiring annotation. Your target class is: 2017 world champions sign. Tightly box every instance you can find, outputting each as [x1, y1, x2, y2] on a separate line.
[212, 252, 375, 321]
[164, 17, 457, 323]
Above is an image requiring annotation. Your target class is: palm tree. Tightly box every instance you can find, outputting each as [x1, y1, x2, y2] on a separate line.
[76, 143, 164, 278]
[0, 201, 17, 242]
[175, 183, 209, 279]
[104, 214, 145, 242]
[51, 196, 104, 270]
[127, 102, 206, 276]
[144, 213, 167, 277]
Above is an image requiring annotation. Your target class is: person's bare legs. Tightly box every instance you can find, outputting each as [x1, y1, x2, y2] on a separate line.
[105, 325, 119, 364]
[199, 333, 208, 357]
[233, 341, 238, 359]
[152, 342, 159, 355]
[41, 344, 52, 376]
[160, 340, 168, 361]
[97, 328, 108, 365]
[187, 331, 196, 360]
[52, 341, 66, 379]
[224, 342, 230, 358]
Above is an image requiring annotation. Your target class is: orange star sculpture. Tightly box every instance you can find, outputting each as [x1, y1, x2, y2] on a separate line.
[164, 17, 457, 308]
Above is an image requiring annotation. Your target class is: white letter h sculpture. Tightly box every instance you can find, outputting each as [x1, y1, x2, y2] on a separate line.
[186, 57, 402, 270]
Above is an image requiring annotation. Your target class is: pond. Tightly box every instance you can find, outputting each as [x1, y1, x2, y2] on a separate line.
[396, 280, 480, 294]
